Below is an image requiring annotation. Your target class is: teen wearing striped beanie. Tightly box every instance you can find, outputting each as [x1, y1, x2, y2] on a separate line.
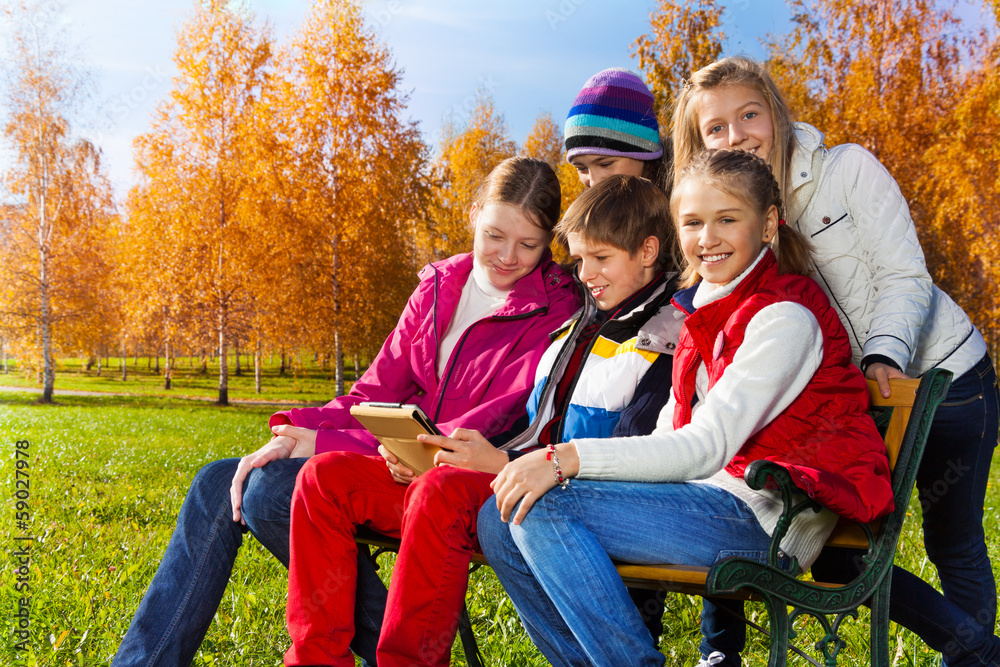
[565, 68, 670, 191]
[561, 67, 673, 650]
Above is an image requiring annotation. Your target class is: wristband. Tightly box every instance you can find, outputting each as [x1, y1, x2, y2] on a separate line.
[546, 444, 571, 490]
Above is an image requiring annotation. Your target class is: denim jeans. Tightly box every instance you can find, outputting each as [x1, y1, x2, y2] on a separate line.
[477, 479, 774, 667]
[112, 457, 388, 667]
[702, 354, 1000, 667]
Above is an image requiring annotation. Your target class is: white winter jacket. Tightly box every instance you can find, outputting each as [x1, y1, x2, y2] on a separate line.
[786, 123, 985, 378]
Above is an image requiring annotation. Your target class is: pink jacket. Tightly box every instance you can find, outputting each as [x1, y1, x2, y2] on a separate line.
[269, 251, 580, 454]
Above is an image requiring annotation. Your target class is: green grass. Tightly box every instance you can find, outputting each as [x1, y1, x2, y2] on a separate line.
[0, 389, 996, 666]
[0, 354, 363, 404]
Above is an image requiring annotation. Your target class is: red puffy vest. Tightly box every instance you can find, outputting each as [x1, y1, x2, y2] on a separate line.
[672, 251, 893, 522]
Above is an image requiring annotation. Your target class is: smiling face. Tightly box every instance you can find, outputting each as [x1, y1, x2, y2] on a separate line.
[569, 154, 646, 189]
[697, 85, 774, 162]
[565, 232, 658, 311]
[471, 203, 551, 291]
[674, 178, 779, 287]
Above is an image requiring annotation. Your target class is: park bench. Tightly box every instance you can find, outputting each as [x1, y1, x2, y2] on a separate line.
[357, 369, 953, 667]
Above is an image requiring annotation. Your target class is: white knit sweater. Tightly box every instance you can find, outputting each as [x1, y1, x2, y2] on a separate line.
[573, 251, 838, 569]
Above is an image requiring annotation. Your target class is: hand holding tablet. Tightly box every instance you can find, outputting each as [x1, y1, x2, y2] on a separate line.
[350, 403, 445, 475]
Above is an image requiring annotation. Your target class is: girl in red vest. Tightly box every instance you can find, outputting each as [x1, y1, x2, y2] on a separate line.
[674, 56, 1000, 667]
[477, 148, 894, 667]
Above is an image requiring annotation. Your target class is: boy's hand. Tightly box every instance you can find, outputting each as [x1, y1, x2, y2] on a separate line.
[422, 429, 509, 473]
[379, 445, 416, 485]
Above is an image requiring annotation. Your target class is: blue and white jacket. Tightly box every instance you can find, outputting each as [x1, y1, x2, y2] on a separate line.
[501, 273, 684, 452]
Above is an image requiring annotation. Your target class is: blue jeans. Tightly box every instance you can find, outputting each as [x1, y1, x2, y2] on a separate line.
[703, 354, 1000, 666]
[477, 479, 774, 667]
[112, 457, 388, 667]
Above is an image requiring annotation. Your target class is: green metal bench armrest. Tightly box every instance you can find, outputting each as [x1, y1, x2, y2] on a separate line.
[705, 369, 954, 666]
[743, 459, 822, 574]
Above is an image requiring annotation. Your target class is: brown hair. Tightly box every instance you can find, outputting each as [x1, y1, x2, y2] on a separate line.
[671, 56, 796, 200]
[556, 175, 676, 273]
[671, 149, 812, 287]
[640, 138, 674, 198]
[474, 156, 562, 233]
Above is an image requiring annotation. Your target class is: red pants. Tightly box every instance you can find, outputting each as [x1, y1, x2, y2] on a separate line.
[284, 452, 495, 667]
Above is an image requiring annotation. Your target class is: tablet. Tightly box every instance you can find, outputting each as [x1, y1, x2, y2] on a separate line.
[349, 403, 444, 475]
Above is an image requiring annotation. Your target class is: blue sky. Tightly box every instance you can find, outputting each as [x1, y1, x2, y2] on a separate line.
[3, 0, 798, 197]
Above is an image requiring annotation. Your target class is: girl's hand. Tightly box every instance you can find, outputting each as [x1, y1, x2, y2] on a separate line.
[230, 424, 317, 524]
[865, 362, 911, 399]
[421, 429, 509, 473]
[492, 444, 579, 525]
[378, 445, 416, 485]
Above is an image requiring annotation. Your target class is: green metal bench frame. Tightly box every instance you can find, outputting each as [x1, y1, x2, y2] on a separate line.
[705, 369, 952, 666]
[358, 369, 952, 666]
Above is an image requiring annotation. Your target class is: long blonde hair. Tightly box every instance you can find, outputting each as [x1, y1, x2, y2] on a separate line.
[671, 56, 796, 200]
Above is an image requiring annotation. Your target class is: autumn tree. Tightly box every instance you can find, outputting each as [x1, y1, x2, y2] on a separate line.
[264, 0, 429, 395]
[127, 0, 273, 405]
[764, 0, 994, 344]
[46, 142, 120, 372]
[766, 0, 963, 190]
[0, 0, 115, 401]
[522, 112, 562, 168]
[120, 145, 198, 391]
[522, 110, 584, 212]
[632, 0, 725, 127]
[914, 5, 1000, 353]
[424, 94, 516, 260]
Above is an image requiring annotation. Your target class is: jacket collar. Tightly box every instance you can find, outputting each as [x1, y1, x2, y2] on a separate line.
[605, 271, 670, 322]
[788, 123, 827, 225]
[790, 122, 824, 191]
[671, 282, 699, 316]
[418, 249, 570, 318]
[693, 248, 769, 309]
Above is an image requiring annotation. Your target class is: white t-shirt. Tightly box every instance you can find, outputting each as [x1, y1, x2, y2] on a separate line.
[436, 260, 510, 378]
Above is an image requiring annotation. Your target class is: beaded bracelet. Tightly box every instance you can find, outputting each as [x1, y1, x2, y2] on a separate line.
[546, 444, 571, 490]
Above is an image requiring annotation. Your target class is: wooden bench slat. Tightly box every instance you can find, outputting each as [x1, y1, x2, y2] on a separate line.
[824, 518, 877, 550]
[615, 562, 710, 585]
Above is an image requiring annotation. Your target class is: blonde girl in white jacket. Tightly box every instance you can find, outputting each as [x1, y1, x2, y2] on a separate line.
[672, 56, 1000, 667]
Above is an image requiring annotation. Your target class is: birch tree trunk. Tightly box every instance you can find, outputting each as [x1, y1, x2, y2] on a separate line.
[254, 342, 262, 394]
[217, 309, 229, 405]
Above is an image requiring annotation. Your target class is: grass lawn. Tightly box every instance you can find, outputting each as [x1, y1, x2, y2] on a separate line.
[0, 387, 997, 666]
[0, 354, 359, 404]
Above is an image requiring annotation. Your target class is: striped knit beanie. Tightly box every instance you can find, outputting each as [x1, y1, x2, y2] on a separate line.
[564, 68, 662, 162]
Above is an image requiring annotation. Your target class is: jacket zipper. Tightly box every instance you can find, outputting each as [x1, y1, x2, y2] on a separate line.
[497, 286, 590, 451]
[552, 289, 604, 442]
[432, 306, 547, 423]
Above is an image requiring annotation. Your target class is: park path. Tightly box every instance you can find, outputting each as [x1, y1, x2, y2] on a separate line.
[0, 385, 322, 407]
